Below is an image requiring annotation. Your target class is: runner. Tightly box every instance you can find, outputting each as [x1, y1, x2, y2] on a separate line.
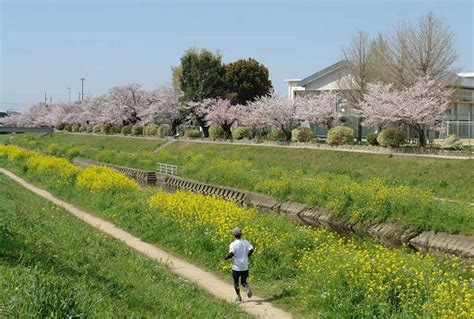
[224, 227, 254, 303]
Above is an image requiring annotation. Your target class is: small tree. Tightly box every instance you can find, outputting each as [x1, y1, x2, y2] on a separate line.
[299, 91, 340, 129]
[203, 98, 242, 138]
[224, 58, 272, 105]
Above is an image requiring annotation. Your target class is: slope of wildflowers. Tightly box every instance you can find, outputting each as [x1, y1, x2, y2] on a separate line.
[1, 144, 472, 318]
[5, 133, 472, 235]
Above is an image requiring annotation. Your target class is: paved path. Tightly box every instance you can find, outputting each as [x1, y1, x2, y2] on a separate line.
[0, 168, 292, 319]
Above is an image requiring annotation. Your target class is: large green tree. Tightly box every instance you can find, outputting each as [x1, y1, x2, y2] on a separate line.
[179, 48, 225, 102]
[224, 58, 272, 105]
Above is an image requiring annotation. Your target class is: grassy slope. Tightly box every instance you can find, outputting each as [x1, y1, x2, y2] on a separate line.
[4, 133, 472, 201]
[165, 142, 474, 202]
[0, 174, 250, 318]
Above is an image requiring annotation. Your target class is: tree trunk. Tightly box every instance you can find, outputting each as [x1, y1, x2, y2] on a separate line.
[417, 128, 426, 147]
[222, 123, 232, 139]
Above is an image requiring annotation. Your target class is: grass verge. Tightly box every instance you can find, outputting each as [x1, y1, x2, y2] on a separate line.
[0, 174, 250, 318]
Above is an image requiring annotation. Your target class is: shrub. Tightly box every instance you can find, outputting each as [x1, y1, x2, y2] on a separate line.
[209, 125, 225, 140]
[71, 123, 81, 132]
[327, 126, 354, 145]
[144, 123, 159, 136]
[111, 124, 123, 134]
[100, 123, 113, 135]
[232, 127, 251, 140]
[85, 124, 94, 133]
[121, 125, 132, 135]
[157, 125, 171, 138]
[55, 123, 65, 130]
[367, 132, 379, 145]
[92, 124, 102, 134]
[266, 129, 288, 142]
[79, 125, 87, 132]
[63, 123, 72, 132]
[131, 124, 143, 136]
[185, 129, 201, 138]
[441, 135, 463, 150]
[291, 127, 314, 142]
[377, 128, 406, 147]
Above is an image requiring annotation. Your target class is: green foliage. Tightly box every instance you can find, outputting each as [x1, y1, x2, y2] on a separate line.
[85, 124, 94, 133]
[131, 124, 143, 136]
[209, 124, 225, 140]
[121, 125, 132, 135]
[327, 126, 354, 145]
[63, 123, 72, 132]
[111, 124, 123, 134]
[266, 129, 288, 142]
[291, 127, 314, 142]
[157, 124, 171, 138]
[232, 127, 251, 140]
[101, 123, 113, 135]
[179, 48, 225, 101]
[377, 128, 406, 147]
[71, 123, 81, 132]
[92, 124, 102, 134]
[224, 58, 272, 105]
[144, 123, 159, 136]
[0, 175, 248, 319]
[55, 123, 65, 130]
[441, 135, 463, 150]
[185, 129, 201, 138]
[367, 132, 379, 145]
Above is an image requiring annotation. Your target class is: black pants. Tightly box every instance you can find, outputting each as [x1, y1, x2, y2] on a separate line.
[232, 270, 249, 287]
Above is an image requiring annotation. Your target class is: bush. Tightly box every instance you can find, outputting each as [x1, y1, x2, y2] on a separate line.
[209, 125, 225, 140]
[55, 123, 65, 130]
[100, 123, 113, 135]
[367, 132, 379, 146]
[63, 123, 72, 132]
[232, 127, 251, 140]
[111, 124, 123, 134]
[79, 125, 87, 132]
[71, 123, 81, 132]
[327, 126, 354, 145]
[441, 135, 463, 150]
[121, 125, 132, 135]
[377, 128, 406, 147]
[157, 125, 171, 138]
[85, 124, 94, 133]
[291, 127, 314, 143]
[92, 124, 102, 134]
[185, 129, 201, 138]
[144, 123, 159, 136]
[266, 129, 288, 142]
[131, 124, 143, 136]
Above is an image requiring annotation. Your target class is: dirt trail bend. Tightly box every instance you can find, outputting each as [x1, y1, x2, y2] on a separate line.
[0, 168, 292, 319]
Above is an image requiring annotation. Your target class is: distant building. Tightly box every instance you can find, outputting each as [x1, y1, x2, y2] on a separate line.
[285, 61, 474, 141]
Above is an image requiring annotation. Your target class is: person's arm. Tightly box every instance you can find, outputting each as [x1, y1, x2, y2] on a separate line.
[248, 248, 254, 257]
[224, 252, 234, 260]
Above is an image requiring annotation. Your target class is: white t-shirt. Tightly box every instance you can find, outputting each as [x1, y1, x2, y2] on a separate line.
[229, 239, 253, 271]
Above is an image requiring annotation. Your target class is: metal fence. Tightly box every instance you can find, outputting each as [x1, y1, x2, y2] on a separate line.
[157, 163, 179, 176]
[446, 121, 474, 139]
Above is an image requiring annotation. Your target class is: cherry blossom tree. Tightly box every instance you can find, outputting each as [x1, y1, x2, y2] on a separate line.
[360, 76, 453, 146]
[243, 92, 304, 140]
[299, 91, 340, 129]
[105, 84, 148, 125]
[203, 98, 242, 138]
[139, 86, 181, 129]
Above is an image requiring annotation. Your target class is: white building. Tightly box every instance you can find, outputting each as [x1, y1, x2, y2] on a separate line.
[285, 61, 474, 141]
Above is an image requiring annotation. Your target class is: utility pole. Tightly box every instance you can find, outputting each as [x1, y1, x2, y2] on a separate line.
[44, 92, 47, 104]
[68, 87, 71, 103]
[78, 92, 81, 103]
[80, 77, 86, 102]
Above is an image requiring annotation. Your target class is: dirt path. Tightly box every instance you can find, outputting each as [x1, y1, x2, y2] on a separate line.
[0, 168, 292, 319]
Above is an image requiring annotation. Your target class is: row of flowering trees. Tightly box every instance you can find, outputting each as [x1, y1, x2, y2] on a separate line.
[3, 76, 452, 146]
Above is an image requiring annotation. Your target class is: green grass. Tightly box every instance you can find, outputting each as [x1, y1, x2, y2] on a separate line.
[0, 174, 250, 318]
[1, 148, 472, 318]
[5, 133, 474, 235]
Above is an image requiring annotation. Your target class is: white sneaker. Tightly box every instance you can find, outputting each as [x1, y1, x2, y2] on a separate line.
[243, 283, 252, 298]
[235, 295, 242, 303]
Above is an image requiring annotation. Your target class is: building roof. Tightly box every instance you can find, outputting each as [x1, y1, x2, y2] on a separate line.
[298, 60, 347, 87]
